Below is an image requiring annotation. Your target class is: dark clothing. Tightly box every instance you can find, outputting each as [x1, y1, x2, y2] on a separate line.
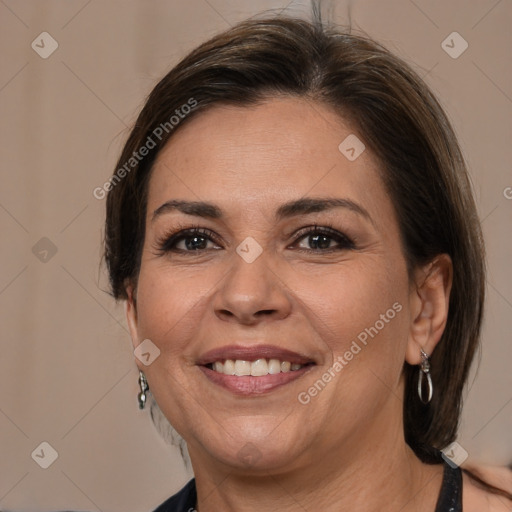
[153, 460, 462, 511]
[153, 477, 197, 512]
[435, 461, 463, 512]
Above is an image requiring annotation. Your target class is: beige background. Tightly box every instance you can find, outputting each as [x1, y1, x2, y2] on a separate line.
[0, 0, 511, 510]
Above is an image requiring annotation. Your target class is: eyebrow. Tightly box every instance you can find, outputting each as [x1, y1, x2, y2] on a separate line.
[152, 197, 373, 224]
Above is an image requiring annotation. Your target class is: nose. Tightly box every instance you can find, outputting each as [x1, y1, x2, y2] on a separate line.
[212, 251, 293, 326]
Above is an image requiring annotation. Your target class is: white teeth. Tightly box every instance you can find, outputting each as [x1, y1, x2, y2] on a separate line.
[223, 359, 236, 375]
[250, 359, 268, 376]
[209, 358, 307, 376]
[281, 361, 291, 372]
[234, 360, 252, 376]
[268, 359, 281, 375]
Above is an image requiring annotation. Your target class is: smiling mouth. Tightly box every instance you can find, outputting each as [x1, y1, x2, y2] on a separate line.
[197, 344, 317, 395]
[205, 358, 312, 376]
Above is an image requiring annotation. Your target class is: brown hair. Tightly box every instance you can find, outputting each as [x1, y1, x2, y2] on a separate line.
[104, 14, 485, 465]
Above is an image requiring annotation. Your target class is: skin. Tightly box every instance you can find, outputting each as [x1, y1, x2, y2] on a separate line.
[462, 465, 512, 511]
[125, 96, 461, 511]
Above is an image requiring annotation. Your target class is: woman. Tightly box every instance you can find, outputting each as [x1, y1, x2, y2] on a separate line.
[103, 10, 512, 512]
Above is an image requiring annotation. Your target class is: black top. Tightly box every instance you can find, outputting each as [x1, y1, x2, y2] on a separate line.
[435, 461, 463, 512]
[153, 478, 197, 512]
[153, 460, 462, 511]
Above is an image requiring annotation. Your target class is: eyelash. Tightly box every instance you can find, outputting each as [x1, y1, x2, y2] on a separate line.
[154, 223, 356, 255]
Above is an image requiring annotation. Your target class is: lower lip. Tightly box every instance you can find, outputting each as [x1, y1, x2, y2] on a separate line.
[198, 365, 314, 396]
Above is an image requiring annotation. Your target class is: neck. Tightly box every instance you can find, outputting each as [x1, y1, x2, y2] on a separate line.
[189, 396, 444, 512]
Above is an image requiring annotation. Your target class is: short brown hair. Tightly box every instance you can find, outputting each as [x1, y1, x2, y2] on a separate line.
[104, 14, 485, 464]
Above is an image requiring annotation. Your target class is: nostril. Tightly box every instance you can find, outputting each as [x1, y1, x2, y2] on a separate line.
[256, 309, 277, 316]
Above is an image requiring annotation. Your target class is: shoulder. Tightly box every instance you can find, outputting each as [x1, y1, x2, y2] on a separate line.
[462, 468, 512, 512]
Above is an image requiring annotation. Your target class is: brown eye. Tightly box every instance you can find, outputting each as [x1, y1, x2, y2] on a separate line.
[158, 228, 222, 253]
[292, 226, 355, 252]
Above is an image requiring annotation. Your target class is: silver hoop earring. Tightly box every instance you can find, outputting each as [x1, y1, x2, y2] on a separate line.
[417, 348, 433, 404]
[137, 371, 149, 410]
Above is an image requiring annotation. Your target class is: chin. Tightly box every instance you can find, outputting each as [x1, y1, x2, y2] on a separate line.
[201, 425, 307, 473]
[218, 443, 303, 473]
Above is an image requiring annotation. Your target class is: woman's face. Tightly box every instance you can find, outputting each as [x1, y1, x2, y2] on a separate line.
[127, 96, 421, 472]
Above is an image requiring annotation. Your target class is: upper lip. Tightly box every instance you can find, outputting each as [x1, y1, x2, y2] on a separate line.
[196, 344, 316, 366]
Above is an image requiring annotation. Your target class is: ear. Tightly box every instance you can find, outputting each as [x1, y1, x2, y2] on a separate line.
[125, 284, 140, 352]
[405, 254, 453, 365]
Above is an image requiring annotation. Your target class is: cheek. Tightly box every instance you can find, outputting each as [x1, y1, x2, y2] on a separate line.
[301, 259, 410, 377]
[132, 262, 219, 435]
[134, 262, 214, 357]
[292, 264, 410, 435]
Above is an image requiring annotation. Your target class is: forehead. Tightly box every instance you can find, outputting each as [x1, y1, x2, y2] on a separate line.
[147, 97, 391, 224]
